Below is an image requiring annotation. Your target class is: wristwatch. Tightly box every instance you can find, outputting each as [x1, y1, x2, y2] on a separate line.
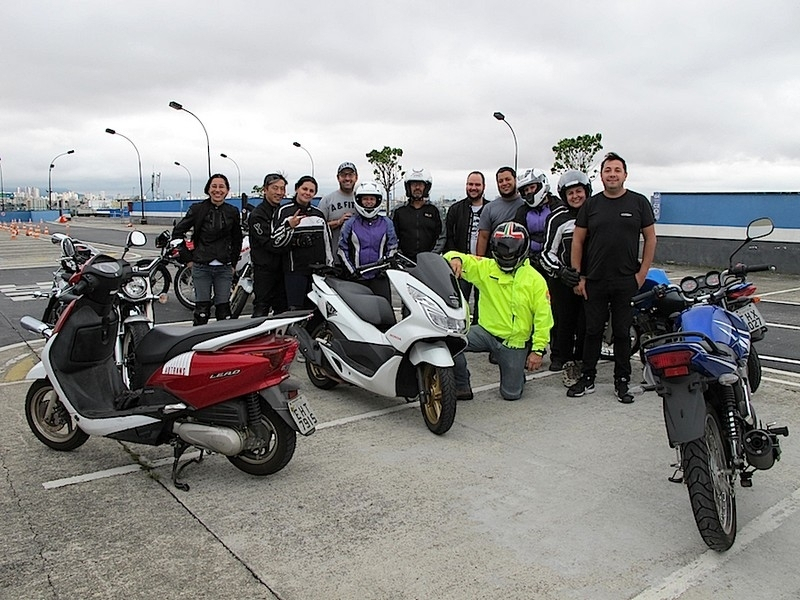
[532, 349, 546, 357]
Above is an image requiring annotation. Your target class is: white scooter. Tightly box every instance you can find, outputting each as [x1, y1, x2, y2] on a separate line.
[292, 252, 468, 435]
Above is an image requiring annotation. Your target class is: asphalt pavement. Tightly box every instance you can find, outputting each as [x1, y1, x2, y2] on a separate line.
[2, 218, 800, 599]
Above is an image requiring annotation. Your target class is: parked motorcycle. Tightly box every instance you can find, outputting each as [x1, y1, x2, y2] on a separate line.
[38, 233, 99, 326]
[292, 252, 468, 435]
[633, 217, 788, 551]
[21, 250, 316, 490]
[135, 230, 192, 297]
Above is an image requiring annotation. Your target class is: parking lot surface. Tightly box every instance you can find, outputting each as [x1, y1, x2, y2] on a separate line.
[2, 353, 799, 599]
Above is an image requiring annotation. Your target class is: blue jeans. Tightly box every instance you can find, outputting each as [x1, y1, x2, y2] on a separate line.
[192, 263, 233, 305]
[454, 324, 528, 400]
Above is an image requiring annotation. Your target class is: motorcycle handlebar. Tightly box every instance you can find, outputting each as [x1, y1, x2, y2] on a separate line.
[631, 284, 666, 305]
[728, 263, 774, 276]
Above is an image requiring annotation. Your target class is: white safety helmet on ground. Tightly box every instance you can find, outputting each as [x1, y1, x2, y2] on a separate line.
[517, 168, 550, 208]
[354, 182, 384, 219]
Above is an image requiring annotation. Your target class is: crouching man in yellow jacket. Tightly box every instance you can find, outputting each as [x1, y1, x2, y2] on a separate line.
[445, 222, 553, 401]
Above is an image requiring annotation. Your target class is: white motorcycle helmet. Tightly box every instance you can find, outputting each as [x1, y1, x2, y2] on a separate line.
[556, 170, 592, 203]
[517, 168, 550, 208]
[354, 182, 384, 219]
[404, 168, 433, 199]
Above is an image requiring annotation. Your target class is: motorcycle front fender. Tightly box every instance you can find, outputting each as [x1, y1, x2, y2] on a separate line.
[659, 375, 706, 446]
[408, 341, 454, 368]
[25, 361, 47, 381]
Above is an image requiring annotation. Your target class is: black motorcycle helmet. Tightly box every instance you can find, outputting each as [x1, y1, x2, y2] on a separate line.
[490, 222, 530, 273]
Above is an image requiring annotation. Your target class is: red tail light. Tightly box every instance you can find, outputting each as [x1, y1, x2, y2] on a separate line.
[648, 349, 694, 377]
[223, 336, 298, 378]
[728, 284, 756, 299]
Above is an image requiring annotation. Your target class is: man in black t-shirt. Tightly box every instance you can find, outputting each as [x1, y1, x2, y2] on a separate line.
[567, 153, 656, 403]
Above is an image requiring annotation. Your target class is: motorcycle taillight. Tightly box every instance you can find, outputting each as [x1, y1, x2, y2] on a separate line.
[224, 336, 298, 377]
[648, 349, 694, 377]
[728, 284, 756, 299]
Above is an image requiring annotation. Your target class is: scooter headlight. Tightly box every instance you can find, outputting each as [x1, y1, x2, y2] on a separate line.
[407, 285, 467, 334]
[122, 276, 149, 300]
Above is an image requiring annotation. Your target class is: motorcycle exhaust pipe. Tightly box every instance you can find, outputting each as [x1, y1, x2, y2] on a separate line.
[743, 429, 777, 470]
[173, 422, 245, 456]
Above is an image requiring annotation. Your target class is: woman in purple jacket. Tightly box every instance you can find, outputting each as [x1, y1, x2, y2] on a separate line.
[338, 182, 398, 303]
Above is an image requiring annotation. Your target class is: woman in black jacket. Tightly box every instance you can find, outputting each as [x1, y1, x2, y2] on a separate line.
[172, 173, 243, 324]
[272, 175, 332, 310]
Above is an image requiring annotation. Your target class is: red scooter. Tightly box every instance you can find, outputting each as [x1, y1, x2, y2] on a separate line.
[21, 251, 316, 490]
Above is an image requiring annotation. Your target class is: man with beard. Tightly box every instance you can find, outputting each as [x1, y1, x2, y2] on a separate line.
[475, 166, 522, 256]
[444, 171, 487, 323]
[392, 168, 443, 261]
[567, 152, 657, 403]
[318, 161, 358, 259]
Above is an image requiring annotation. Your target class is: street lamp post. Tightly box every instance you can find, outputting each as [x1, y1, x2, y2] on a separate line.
[105, 128, 146, 224]
[0, 156, 4, 212]
[49, 150, 75, 216]
[493, 112, 518, 173]
[169, 101, 211, 178]
[220, 153, 241, 197]
[292, 141, 315, 177]
[174, 161, 192, 199]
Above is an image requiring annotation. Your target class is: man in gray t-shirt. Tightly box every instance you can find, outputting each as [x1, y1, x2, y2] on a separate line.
[318, 161, 358, 257]
[476, 166, 522, 256]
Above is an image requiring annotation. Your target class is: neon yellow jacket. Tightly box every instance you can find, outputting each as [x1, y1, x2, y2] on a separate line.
[444, 252, 554, 351]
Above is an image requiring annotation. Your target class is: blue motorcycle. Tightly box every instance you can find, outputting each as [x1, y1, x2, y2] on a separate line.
[636, 217, 788, 551]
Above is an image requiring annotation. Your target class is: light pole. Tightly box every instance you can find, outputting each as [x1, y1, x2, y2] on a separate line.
[292, 141, 315, 177]
[174, 161, 192, 199]
[169, 101, 211, 178]
[49, 150, 75, 216]
[220, 153, 241, 197]
[0, 156, 4, 212]
[105, 128, 146, 224]
[493, 112, 518, 173]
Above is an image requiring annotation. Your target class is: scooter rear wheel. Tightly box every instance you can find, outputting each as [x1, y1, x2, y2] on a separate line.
[682, 403, 737, 551]
[25, 379, 89, 451]
[227, 402, 297, 476]
[419, 364, 457, 435]
[305, 323, 339, 390]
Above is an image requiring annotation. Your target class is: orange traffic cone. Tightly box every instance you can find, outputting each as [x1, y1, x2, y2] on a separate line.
[44, 226, 49, 235]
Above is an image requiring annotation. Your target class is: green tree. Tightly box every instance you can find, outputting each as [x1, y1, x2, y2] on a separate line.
[366, 146, 404, 213]
[551, 133, 603, 177]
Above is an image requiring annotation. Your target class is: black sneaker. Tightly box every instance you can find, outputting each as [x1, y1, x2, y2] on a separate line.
[567, 375, 595, 397]
[615, 379, 634, 404]
[548, 359, 564, 372]
[456, 389, 474, 401]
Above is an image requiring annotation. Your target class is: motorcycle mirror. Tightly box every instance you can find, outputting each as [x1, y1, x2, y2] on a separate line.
[127, 230, 147, 247]
[746, 217, 774, 241]
[61, 237, 76, 257]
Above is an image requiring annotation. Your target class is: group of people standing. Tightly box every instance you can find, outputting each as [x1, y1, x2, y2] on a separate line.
[171, 151, 655, 405]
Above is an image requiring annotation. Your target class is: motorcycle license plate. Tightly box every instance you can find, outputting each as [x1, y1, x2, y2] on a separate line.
[735, 303, 765, 332]
[288, 396, 317, 435]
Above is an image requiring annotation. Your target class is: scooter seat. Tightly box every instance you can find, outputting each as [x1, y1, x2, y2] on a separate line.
[135, 317, 270, 365]
[326, 278, 396, 328]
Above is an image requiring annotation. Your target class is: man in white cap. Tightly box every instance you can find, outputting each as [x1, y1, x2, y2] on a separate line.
[318, 161, 358, 258]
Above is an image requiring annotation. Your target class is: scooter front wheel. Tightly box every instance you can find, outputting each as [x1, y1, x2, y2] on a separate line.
[419, 364, 457, 435]
[25, 379, 89, 451]
[227, 402, 297, 475]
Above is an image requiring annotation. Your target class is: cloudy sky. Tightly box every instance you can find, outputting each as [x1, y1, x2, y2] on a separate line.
[2, 0, 799, 203]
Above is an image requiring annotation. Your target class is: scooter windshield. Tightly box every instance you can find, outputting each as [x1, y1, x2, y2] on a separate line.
[407, 252, 462, 309]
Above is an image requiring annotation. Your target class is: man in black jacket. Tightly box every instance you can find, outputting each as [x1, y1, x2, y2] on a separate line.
[444, 171, 487, 323]
[392, 168, 444, 261]
[249, 173, 289, 317]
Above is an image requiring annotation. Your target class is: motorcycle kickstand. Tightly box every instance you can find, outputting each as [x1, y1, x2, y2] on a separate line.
[668, 450, 684, 484]
[170, 439, 205, 492]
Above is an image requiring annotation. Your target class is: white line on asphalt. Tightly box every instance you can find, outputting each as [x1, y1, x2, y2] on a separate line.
[765, 322, 800, 331]
[759, 287, 800, 298]
[42, 453, 201, 489]
[763, 366, 800, 378]
[761, 354, 800, 366]
[631, 487, 800, 600]
[762, 377, 800, 388]
[760, 298, 800, 306]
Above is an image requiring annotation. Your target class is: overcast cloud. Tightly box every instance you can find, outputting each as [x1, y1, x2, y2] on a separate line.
[2, 0, 799, 202]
